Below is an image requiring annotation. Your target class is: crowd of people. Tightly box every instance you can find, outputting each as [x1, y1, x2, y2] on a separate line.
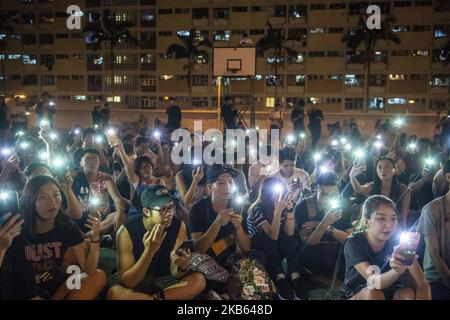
[0, 95, 449, 301]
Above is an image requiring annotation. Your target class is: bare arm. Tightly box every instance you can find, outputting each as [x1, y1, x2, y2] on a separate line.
[105, 176, 126, 230]
[354, 261, 403, 290]
[191, 221, 222, 254]
[116, 227, 153, 289]
[175, 172, 201, 206]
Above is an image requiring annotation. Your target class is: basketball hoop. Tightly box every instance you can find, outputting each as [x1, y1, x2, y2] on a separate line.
[227, 68, 239, 75]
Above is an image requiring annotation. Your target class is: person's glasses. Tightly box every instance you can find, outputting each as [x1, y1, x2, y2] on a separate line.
[151, 204, 175, 216]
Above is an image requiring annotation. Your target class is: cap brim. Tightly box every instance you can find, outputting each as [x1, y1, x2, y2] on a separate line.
[148, 195, 175, 209]
[207, 168, 237, 183]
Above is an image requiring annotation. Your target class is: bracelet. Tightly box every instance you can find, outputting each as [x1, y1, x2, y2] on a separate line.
[91, 237, 101, 243]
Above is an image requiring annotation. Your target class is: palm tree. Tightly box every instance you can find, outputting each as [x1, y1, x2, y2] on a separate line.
[0, 10, 19, 97]
[84, 9, 139, 99]
[165, 28, 212, 106]
[256, 22, 303, 102]
[342, 15, 400, 113]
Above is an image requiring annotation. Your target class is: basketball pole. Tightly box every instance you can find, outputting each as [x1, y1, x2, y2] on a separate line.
[217, 76, 222, 130]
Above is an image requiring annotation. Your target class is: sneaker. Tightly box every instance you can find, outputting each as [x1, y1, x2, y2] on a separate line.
[276, 278, 295, 300]
[293, 277, 310, 300]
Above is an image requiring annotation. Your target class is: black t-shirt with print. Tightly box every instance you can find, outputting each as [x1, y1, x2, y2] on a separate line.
[71, 171, 91, 211]
[4, 220, 84, 299]
[340, 231, 404, 296]
[189, 197, 236, 265]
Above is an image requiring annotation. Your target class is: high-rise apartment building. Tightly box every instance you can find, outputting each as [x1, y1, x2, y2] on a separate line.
[0, 0, 449, 114]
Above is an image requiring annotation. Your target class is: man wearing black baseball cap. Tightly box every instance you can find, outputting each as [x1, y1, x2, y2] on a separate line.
[189, 164, 251, 270]
[107, 185, 206, 300]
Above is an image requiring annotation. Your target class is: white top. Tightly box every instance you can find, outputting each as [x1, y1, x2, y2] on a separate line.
[271, 168, 310, 202]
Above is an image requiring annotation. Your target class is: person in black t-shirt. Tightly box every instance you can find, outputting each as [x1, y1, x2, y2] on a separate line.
[307, 104, 324, 149]
[2, 175, 106, 299]
[189, 164, 251, 268]
[341, 195, 430, 300]
[166, 98, 182, 134]
[107, 185, 205, 300]
[294, 172, 353, 279]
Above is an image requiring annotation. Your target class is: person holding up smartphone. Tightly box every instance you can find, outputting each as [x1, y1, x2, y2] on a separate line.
[247, 177, 308, 300]
[271, 147, 309, 203]
[0, 213, 23, 269]
[294, 172, 354, 280]
[341, 195, 431, 300]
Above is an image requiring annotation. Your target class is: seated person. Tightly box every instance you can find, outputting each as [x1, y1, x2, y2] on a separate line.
[271, 147, 309, 203]
[71, 148, 125, 237]
[189, 164, 252, 270]
[341, 195, 431, 300]
[1, 175, 106, 299]
[418, 159, 450, 300]
[107, 185, 206, 300]
[247, 177, 309, 300]
[294, 172, 353, 279]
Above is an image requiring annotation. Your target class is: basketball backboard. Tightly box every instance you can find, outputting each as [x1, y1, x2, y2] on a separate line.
[213, 47, 256, 77]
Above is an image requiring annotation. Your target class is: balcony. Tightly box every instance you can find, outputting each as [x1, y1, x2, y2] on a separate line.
[307, 80, 343, 93]
[389, 80, 428, 94]
[141, 85, 156, 92]
[286, 86, 305, 94]
[268, 16, 286, 26]
[140, 41, 156, 50]
[141, 63, 156, 71]
[213, 18, 229, 26]
[192, 18, 209, 27]
[87, 83, 102, 92]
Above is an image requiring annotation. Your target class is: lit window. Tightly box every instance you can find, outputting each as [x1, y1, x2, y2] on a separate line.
[196, 55, 207, 64]
[309, 28, 325, 34]
[412, 50, 428, 56]
[74, 95, 86, 101]
[94, 57, 103, 65]
[388, 98, 407, 105]
[389, 74, 406, 80]
[23, 55, 37, 65]
[8, 54, 21, 60]
[266, 97, 275, 108]
[160, 75, 173, 80]
[177, 31, 190, 37]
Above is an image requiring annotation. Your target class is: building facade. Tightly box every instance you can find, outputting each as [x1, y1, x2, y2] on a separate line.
[0, 0, 449, 114]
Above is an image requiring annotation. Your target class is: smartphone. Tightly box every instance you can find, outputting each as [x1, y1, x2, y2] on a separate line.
[228, 195, 245, 215]
[0, 191, 20, 225]
[177, 240, 194, 254]
[398, 232, 420, 266]
[292, 178, 300, 185]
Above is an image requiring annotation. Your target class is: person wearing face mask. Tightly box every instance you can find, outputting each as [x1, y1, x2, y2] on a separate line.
[271, 147, 309, 203]
[340, 195, 430, 300]
[350, 156, 411, 229]
[294, 172, 353, 280]
[107, 185, 206, 300]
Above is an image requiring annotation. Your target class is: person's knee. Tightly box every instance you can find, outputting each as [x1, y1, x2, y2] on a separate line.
[107, 285, 127, 300]
[394, 287, 415, 300]
[91, 269, 107, 288]
[367, 288, 385, 300]
[189, 272, 206, 294]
